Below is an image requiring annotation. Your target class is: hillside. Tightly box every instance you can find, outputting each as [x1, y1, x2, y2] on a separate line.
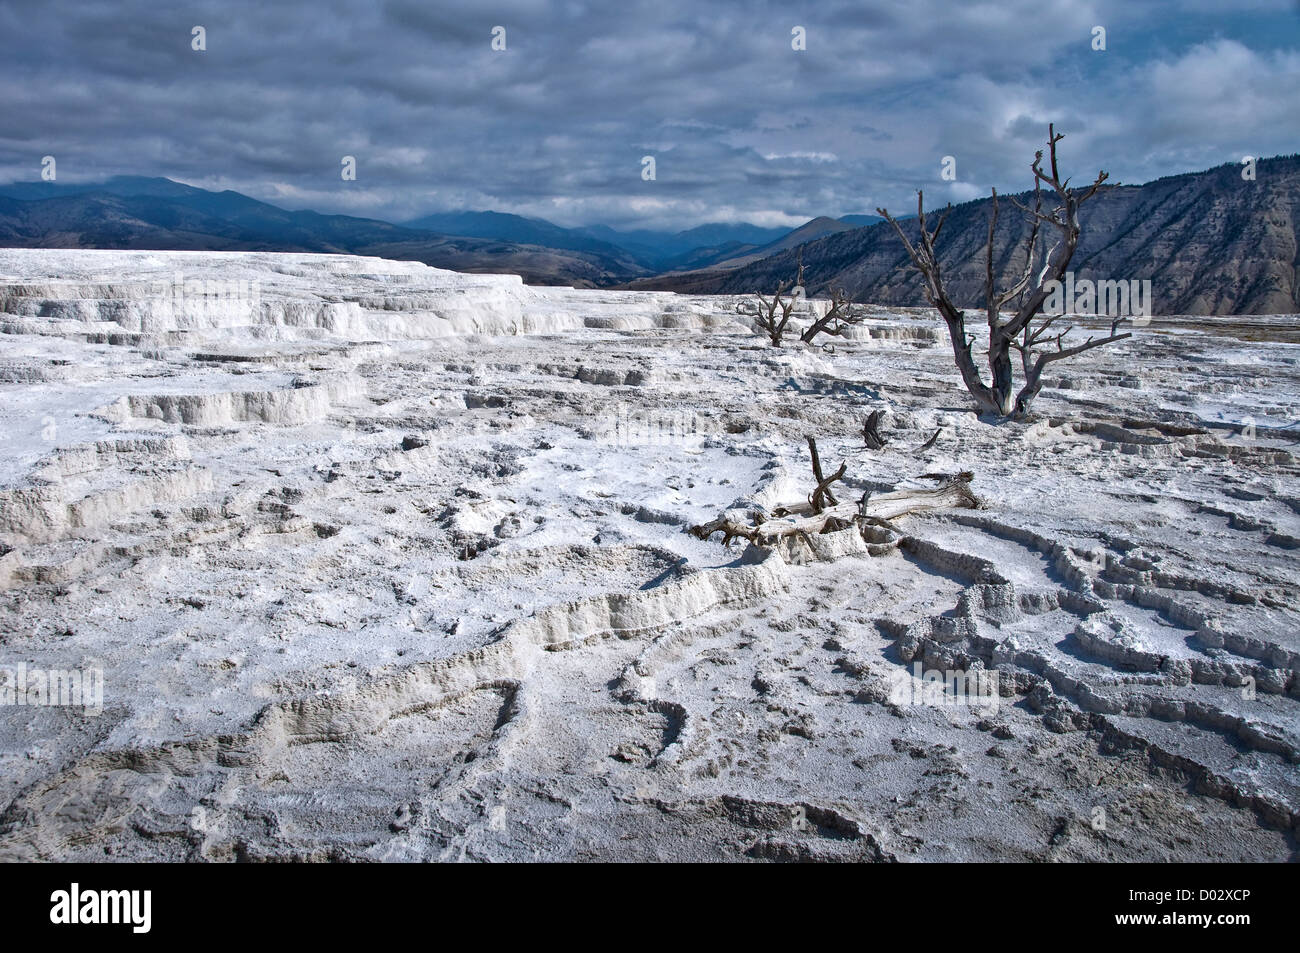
[631, 156, 1300, 316]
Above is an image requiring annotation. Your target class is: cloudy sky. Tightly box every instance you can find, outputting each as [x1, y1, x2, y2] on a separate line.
[2, 0, 1297, 230]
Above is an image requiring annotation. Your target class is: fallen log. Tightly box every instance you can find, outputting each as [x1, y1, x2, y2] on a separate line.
[689, 472, 980, 549]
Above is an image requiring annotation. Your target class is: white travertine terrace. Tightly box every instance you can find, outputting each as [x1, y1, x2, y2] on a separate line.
[0, 250, 1296, 861]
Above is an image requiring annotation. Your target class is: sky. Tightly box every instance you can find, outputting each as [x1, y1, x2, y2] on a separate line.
[1, 0, 1298, 231]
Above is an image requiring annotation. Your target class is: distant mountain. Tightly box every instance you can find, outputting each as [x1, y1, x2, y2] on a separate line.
[576, 222, 791, 261]
[627, 216, 860, 277]
[658, 240, 758, 272]
[0, 177, 806, 283]
[403, 209, 640, 264]
[655, 222, 791, 254]
[0, 178, 651, 287]
[629, 156, 1300, 316]
[9, 161, 1289, 314]
[715, 216, 857, 269]
[839, 214, 886, 228]
[402, 212, 792, 269]
[0, 176, 891, 288]
[0, 176, 213, 203]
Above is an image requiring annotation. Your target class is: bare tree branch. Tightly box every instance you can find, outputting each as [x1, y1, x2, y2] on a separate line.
[800, 287, 869, 344]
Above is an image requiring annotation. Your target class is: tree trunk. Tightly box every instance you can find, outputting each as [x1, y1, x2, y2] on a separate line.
[987, 330, 1016, 415]
[938, 309, 1002, 415]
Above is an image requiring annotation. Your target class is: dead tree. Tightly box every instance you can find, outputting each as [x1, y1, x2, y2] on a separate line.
[800, 287, 868, 345]
[876, 125, 1132, 418]
[737, 278, 799, 346]
[805, 436, 845, 513]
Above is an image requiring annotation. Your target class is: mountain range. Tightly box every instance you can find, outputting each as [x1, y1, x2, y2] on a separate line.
[0, 177, 863, 287]
[0, 178, 638, 286]
[630, 156, 1300, 316]
[1, 157, 1297, 314]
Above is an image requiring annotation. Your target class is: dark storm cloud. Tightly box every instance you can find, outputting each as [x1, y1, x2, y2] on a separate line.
[1, 0, 1297, 229]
